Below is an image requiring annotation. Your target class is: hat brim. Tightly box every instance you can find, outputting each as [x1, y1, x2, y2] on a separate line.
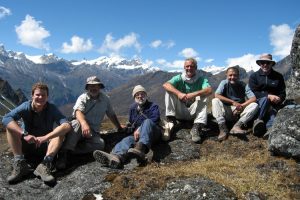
[85, 83, 105, 90]
[256, 60, 276, 66]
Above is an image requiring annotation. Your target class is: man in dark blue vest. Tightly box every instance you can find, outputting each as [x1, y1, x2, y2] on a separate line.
[212, 66, 258, 141]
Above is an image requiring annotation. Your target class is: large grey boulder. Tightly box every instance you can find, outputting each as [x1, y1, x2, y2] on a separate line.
[268, 105, 300, 160]
[267, 24, 300, 160]
[286, 24, 300, 102]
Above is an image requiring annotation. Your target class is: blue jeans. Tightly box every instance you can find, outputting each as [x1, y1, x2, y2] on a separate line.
[257, 97, 277, 129]
[112, 119, 162, 157]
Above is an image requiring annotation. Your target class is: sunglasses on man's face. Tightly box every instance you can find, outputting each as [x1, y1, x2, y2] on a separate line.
[259, 61, 272, 65]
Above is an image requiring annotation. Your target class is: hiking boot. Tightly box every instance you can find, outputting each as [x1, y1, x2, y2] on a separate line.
[33, 162, 55, 183]
[127, 142, 148, 163]
[162, 116, 176, 141]
[190, 123, 202, 143]
[7, 159, 32, 184]
[230, 121, 246, 135]
[217, 123, 229, 141]
[253, 119, 266, 136]
[93, 150, 122, 169]
[56, 151, 68, 170]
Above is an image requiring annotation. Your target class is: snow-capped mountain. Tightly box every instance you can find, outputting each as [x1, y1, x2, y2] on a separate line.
[202, 65, 226, 75]
[0, 45, 160, 106]
[72, 55, 160, 72]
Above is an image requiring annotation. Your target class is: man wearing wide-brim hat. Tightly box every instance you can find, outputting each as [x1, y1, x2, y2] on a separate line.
[56, 76, 123, 169]
[249, 53, 286, 138]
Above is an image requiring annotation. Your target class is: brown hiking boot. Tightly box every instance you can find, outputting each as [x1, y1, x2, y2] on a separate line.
[34, 162, 55, 183]
[127, 142, 148, 163]
[230, 121, 246, 135]
[190, 123, 202, 143]
[93, 150, 122, 169]
[7, 159, 32, 184]
[217, 123, 228, 141]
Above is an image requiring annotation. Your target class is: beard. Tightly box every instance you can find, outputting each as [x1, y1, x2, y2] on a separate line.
[135, 96, 147, 105]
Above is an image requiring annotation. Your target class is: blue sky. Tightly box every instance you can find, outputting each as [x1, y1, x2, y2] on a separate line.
[0, 0, 299, 71]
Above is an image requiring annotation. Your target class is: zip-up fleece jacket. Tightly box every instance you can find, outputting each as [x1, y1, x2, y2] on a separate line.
[249, 68, 286, 103]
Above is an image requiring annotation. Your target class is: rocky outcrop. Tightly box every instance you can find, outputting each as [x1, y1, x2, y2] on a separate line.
[268, 105, 300, 160]
[286, 24, 300, 102]
[0, 128, 214, 200]
[268, 24, 300, 160]
[142, 177, 237, 200]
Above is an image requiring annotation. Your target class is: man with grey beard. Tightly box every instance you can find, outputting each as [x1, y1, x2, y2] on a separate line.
[93, 85, 162, 169]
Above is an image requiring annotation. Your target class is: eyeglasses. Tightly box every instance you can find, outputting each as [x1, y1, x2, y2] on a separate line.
[259, 61, 272, 65]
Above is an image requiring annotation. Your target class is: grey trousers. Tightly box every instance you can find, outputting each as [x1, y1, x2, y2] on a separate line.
[61, 119, 105, 154]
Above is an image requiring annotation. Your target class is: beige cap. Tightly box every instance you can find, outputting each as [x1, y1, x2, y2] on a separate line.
[132, 85, 147, 97]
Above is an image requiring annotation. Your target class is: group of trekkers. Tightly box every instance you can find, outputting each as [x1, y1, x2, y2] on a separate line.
[2, 53, 286, 184]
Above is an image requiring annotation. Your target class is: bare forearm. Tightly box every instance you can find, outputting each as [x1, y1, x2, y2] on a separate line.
[109, 114, 122, 129]
[242, 97, 256, 107]
[215, 93, 236, 105]
[163, 82, 182, 96]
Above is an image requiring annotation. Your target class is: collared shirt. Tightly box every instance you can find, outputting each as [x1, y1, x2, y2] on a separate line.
[2, 101, 67, 136]
[73, 92, 116, 132]
[215, 79, 255, 104]
[168, 73, 211, 93]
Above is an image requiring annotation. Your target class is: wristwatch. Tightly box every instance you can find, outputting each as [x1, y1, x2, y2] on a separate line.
[21, 130, 28, 139]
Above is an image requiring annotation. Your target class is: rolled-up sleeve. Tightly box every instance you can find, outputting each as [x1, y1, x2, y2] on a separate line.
[2, 102, 27, 127]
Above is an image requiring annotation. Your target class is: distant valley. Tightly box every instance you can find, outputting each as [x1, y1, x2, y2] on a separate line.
[0, 44, 292, 117]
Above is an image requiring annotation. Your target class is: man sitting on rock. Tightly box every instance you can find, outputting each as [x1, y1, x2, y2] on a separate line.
[212, 66, 258, 141]
[249, 54, 286, 137]
[93, 85, 162, 169]
[162, 57, 212, 143]
[2, 82, 71, 184]
[56, 76, 123, 169]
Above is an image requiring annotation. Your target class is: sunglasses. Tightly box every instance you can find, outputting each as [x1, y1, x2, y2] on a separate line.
[259, 61, 272, 65]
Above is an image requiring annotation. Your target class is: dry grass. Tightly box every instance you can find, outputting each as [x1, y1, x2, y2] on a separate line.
[102, 132, 299, 200]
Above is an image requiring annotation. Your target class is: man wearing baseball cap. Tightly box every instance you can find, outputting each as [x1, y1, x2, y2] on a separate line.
[56, 76, 123, 169]
[93, 85, 162, 169]
[249, 53, 286, 137]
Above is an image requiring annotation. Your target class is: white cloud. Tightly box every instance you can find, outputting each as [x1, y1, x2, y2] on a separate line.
[61, 36, 93, 53]
[150, 40, 175, 49]
[270, 24, 294, 58]
[165, 40, 175, 49]
[226, 53, 260, 72]
[150, 40, 162, 48]
[156, 59, 184, 69]
[179, 48, 198, 58]
[99, 32, 141, 55]
[0, 6, 11, 19]
[205, 58, 214, 63]
[15, 15, 50, 50]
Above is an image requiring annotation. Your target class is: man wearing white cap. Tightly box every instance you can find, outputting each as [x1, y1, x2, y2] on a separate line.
[249, 53, 286, 137]
[56, 76, 123, 169]
[93, 85, 162, 169]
